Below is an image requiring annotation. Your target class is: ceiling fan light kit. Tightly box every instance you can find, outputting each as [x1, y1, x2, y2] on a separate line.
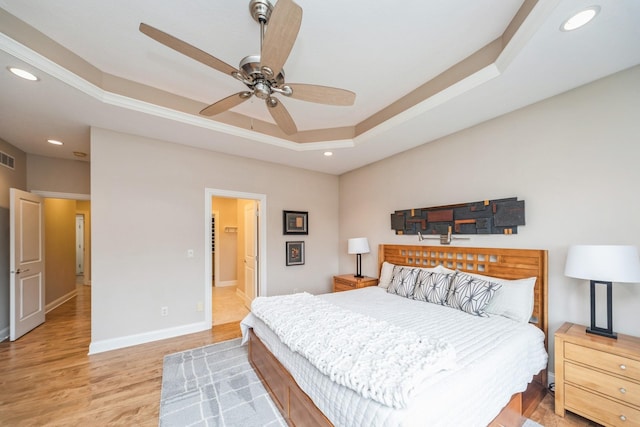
[140, 0, 355, 136]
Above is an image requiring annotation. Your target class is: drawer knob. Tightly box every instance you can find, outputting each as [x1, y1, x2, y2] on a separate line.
[620, 387, 626, 394]
[620, 415, 627, 422]
[620, 364, 627, 370]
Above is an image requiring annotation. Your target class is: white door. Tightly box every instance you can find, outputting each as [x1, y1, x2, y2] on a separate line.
[76, 214, 84, 275]
[10, 189, 45, 341]
[243, 201, 258, 301]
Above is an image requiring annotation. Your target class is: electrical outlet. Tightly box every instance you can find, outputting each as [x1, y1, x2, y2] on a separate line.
[161, 306, 168, 316]
[196, 301, 204, 312]
[187, 249, 194, 258]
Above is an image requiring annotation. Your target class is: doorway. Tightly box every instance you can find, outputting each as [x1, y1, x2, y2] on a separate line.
[205, 189, 266, 327]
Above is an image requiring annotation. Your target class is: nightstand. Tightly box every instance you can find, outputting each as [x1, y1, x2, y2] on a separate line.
[332, 274, 378, 292]
[554, 322, 640, 426]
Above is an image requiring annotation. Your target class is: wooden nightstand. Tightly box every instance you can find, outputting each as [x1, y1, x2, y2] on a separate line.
[554, 322, 640, 426]
[333, 274, 378, 292]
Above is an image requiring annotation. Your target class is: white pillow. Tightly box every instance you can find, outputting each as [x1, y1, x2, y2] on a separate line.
[466, 271, 537, 323]
[378, 262, 395, 289]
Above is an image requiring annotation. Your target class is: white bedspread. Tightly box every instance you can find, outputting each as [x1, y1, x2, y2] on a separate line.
[250, 292, 456, 409]
[241, 287, 548, 427]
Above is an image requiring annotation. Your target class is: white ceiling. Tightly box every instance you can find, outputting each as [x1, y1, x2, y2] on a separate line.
[1, 0, 639, 175]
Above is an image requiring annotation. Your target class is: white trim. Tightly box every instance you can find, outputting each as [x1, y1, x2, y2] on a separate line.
[205, 188, 267, 329]
[215, 280, 237, 288]
[0, 327, 8, 342]
[31, 190, 90, 201]
[88, 321, 209, 354]
[45, 289, 77, 314]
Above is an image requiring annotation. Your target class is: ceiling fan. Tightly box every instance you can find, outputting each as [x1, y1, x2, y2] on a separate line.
[139, 0, 356, 135]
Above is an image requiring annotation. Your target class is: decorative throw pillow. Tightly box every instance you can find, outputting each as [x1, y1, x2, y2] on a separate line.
[465, 272, 536, 323]
[378, 262, 395, 289]
[413, 271, 455, 305]
[446, 272, 501, 317]
[387, 266, 418, 298]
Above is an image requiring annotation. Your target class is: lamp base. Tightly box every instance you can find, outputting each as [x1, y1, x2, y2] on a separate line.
[354, 274, 364, 278]
[586, 327, 617, 340]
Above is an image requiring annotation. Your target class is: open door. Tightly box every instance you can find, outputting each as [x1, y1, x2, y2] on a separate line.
[9, 189, 45, 341]
[243, 201, 258, 302]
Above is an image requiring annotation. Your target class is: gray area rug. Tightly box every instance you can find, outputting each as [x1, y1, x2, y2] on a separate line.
[160, 338, 545, 427]
[159, 338, 286, 427]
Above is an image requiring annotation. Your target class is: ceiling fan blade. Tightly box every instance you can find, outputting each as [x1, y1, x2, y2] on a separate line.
[200, 92, 252, 116]
[140, 23, 238, 77]
[286, 84, 356, 106]
[266, 98, 298, 135]
[260, 0, 302, 78]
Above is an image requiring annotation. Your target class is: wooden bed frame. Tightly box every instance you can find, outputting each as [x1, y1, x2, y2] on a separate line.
[249, 244, 548, 427]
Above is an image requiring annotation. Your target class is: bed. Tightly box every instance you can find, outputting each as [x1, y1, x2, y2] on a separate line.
[242, 244, 548, 426]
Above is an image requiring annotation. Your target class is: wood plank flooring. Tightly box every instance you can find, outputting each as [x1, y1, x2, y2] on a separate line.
[1, 285, 599, 426]
[0, 285, 241, 426]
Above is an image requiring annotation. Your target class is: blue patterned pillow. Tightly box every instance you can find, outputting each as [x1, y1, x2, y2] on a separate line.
[387, 266, 418, 298]
[413, 271, 455, 305]
[446, 272, 501, 317]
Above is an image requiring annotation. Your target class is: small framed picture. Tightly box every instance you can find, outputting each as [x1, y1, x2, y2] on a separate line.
[283, 210, 308, 235]
[286, 241, 305, 266]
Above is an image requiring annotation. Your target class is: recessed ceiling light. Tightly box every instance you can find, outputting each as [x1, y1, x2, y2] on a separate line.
[8, 67, 39, 81]
[323, 151, 333, 157]
[561, 6, 600, 31]
[48, 139, 63, 146]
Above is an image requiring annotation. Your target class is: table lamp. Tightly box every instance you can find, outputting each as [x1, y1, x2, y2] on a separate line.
[564, 245, 640, 339]
[348, 237, 370, 278]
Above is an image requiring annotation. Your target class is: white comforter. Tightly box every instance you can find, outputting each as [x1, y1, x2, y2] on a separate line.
[250, 292, 456, 409]
[241, 287, 548, 427]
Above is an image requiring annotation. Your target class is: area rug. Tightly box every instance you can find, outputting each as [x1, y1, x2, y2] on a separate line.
[160, 338, 545, 427]
[159, 338, 286, 427]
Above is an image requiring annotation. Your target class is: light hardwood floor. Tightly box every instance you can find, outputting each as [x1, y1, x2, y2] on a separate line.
[0, 286, 599, 426]
[0, 285, 241, 426]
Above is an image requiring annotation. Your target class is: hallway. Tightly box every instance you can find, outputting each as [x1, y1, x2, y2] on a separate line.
[0, 285, 241, 425]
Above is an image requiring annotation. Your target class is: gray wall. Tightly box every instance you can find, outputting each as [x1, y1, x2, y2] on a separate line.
[90, 128, 339, 346]
[27, 154, 90, 195]
[338, 65, 640, 374]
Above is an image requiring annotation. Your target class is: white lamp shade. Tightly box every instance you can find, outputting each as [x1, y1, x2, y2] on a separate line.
[565, 245, 640, 283]
[348, 237, 370, 254]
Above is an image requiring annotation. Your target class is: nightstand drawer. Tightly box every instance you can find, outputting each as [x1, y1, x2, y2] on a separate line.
[334, 282, 356, 292]
[565, 362, 640, 407]
[334, 277, 356, 289]
[566, 342, 640, 382]
[565, 384, 640, 427]
[332, 275, 378, 293]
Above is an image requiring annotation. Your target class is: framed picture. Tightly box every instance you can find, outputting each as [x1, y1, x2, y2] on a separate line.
[283, 210, 308, 235]
[286, 241, 305, 266]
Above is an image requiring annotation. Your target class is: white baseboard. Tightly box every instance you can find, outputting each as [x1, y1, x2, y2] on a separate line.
[45, 289, 78, 313]
[0, 326, 9, 342]
[215, 280, 237, 288]
[88, 321, 210, 355]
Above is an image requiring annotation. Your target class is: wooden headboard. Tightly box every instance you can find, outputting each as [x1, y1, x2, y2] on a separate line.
[378, 244, 548, 348]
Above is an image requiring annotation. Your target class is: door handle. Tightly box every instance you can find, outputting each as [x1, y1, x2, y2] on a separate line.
[13, 268, 30, 274]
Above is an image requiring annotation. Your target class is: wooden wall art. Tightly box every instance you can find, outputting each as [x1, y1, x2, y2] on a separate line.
[390, 197, 525, 236]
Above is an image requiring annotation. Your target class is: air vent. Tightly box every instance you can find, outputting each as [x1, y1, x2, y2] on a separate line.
[0, 151, 15, 170]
